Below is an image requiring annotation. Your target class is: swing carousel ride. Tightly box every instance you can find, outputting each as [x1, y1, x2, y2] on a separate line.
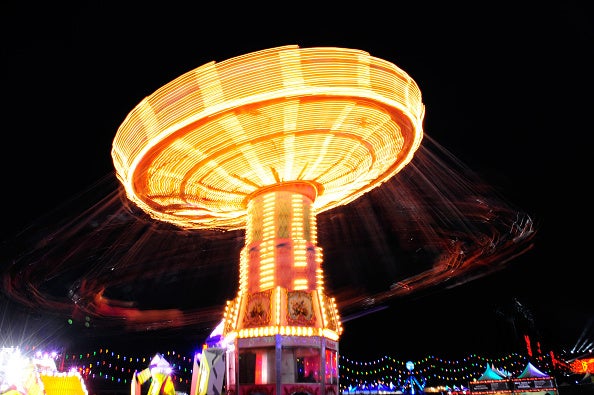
[1, 45, 536, 348]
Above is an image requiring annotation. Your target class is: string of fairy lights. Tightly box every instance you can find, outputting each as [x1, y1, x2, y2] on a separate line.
[57, 348, 556, 392]
[62, 349, 194, 389]
[339, 352, 556, 390]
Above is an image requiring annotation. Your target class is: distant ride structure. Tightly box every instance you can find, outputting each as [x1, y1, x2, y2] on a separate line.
[401, 361, 426, 395]
[112, 45, 425, 395]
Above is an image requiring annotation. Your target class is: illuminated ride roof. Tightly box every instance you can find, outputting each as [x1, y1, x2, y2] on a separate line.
[112, 45, 425, 230]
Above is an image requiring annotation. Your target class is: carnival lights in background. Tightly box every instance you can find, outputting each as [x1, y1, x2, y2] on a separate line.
[6, 345, 588, 393]
[55, 348, 568, 393]
[62, 349, 194, 387]
[339, 352, 554, 390]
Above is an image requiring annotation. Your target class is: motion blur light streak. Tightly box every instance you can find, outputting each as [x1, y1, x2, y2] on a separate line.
[0, 47, 536, 348]
[0, 140, 535, 339]
[111, 45, 424, 230]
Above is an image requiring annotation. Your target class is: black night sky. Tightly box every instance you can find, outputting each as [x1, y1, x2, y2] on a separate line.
[1, 2, 592, 361]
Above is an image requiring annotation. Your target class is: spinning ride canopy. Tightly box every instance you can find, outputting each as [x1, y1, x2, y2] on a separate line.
[112, 45, 425, 230]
